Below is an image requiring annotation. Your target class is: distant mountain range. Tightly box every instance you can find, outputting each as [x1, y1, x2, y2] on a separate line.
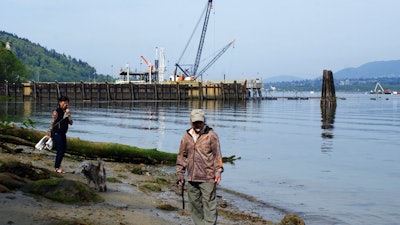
[265, 60, 400, 83]
[333, 60, 400, 80]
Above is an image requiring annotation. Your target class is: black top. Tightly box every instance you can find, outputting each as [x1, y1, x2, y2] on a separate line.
[52, 107, 69, 134]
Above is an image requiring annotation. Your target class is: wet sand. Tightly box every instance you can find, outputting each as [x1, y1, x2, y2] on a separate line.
[0, 147, 279, 225]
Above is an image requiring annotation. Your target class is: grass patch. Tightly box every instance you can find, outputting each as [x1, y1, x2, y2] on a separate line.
[154, 177, 169, 185]
[106, 177, 122, 183]
[139, 183, 162, 192]
[23, 178, 104, 204]
[130, 166, 143, 175]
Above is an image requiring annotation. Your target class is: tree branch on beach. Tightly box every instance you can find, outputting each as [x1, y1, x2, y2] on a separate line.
[1, 124, 177, 165]
[1, 123, 241, 165]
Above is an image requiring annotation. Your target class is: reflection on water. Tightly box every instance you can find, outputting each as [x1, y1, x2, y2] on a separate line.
[2, 93, 400, 225]
[320, 100, 337, 152]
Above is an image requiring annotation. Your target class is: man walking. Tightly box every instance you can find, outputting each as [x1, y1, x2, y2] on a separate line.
[176, 109, 224, 225]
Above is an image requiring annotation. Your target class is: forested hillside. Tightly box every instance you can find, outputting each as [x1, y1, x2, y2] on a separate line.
[0, 41, 28, 83]
[0, 31, 111, 82]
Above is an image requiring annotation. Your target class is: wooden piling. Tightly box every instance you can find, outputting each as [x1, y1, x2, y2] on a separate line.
[321, 70, 336, 102]
[320, 70, 337, 131]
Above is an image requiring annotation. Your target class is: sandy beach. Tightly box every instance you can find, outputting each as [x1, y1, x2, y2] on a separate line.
[0, 146, 279, 225]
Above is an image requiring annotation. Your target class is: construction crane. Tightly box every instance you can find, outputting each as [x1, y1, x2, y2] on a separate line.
[174, 0, 234, 81]
[141, 55, 153, 83]
[175, 0, 213, 79]
[193, 0, 213, 78]
[373, 82, 384, 94]
[196, 39, 235, 80]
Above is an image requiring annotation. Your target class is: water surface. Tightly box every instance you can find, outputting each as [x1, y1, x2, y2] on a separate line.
[1, 92, 399, 225]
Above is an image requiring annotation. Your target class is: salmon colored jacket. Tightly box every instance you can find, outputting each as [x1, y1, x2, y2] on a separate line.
[176, 126, 224, 183]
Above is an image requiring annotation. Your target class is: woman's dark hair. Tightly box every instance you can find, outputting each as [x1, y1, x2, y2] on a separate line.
[58, 96, 69, 102]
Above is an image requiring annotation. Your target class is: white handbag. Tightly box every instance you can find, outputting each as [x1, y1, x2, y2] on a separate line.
[35, 136, 53, 150]
[45, 137, 53, 150]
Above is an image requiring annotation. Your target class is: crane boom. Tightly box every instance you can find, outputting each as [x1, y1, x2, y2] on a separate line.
[141, 55, 153, 83]
[176, 0, 232, 81]
[196, 39, 235, 80]
[192, 0, 213, 78]
[140, 56, 151, 68]
[176, 4, 208, 65]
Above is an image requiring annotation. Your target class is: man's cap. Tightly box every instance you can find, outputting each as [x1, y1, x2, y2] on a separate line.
[190, 109, 205, 122]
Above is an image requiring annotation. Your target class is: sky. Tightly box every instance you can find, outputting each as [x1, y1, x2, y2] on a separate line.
[1, 0, 400, 81]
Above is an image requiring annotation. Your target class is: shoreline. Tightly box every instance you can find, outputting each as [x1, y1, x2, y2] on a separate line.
[0, 146, 284, 225]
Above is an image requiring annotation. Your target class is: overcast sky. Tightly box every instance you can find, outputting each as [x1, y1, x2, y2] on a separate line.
[2, 0, 399, 81]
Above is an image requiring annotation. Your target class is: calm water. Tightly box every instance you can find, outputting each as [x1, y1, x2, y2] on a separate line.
[1, 92, 399, 225]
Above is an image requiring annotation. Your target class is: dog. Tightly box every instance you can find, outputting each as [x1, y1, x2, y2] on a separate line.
[80, 160, 107, 192]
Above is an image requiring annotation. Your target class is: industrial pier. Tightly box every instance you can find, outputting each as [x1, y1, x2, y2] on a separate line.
[1, 80, 255, 102]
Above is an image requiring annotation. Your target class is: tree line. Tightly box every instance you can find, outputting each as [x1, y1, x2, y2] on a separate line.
[0, 31, 113, 83]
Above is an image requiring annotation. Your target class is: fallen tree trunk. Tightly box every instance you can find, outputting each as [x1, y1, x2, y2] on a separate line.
[1, 125, 240, 165]
[1, 125, 177, 165]
[0, 142, 21, 153]
[0, 134, 36, 147]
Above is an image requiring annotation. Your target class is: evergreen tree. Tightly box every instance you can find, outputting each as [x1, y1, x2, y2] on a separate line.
[0, 41, 28, 83]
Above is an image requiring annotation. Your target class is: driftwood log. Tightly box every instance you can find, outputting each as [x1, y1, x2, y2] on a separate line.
[222, 155, 241, 163]
[0, 134, 36, 147]
[0, 125, 239, 165]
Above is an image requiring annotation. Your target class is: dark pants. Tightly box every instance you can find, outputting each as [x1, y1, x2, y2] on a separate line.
[52, 132, 67, 169]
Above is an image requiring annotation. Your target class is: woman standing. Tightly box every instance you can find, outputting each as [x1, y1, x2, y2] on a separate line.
[47, 96, 73, 173]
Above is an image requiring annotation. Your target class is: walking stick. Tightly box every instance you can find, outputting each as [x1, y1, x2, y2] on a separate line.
[177, 179, 185, 210]
[181, 182, 185, 210]
[209, 183, 216, 201]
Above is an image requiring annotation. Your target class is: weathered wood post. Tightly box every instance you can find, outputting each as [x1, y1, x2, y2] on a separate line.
[89, 83, 94, 101]
[234, 81, 238, 100]
[320, 70, 337, 137]
[220, 82, 225, 100]
[153, 83, 158, 100]
[73, 82, 77, 101]
[213, 84, 217, 100]
[80, 81, 85, 101]
[176, 82, 181, 101]
[55, 81, 61, 99]
[198, 82, 203, 101]
[321, 70, 336, 101]
[47, 83, 51, 101]
[97, 83, 101, 101]
[31, 82, 37, 100]
[130, 83, 134, 100]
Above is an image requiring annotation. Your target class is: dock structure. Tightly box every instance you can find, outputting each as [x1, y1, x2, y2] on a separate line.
[0, 80, 247, 102]
[245, 78, 264, 99]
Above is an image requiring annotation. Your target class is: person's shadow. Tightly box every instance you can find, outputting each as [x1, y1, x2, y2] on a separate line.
[320, 100, 337, 152]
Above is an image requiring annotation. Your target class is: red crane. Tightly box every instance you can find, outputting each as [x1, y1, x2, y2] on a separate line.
[141, 56, 154, 82]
